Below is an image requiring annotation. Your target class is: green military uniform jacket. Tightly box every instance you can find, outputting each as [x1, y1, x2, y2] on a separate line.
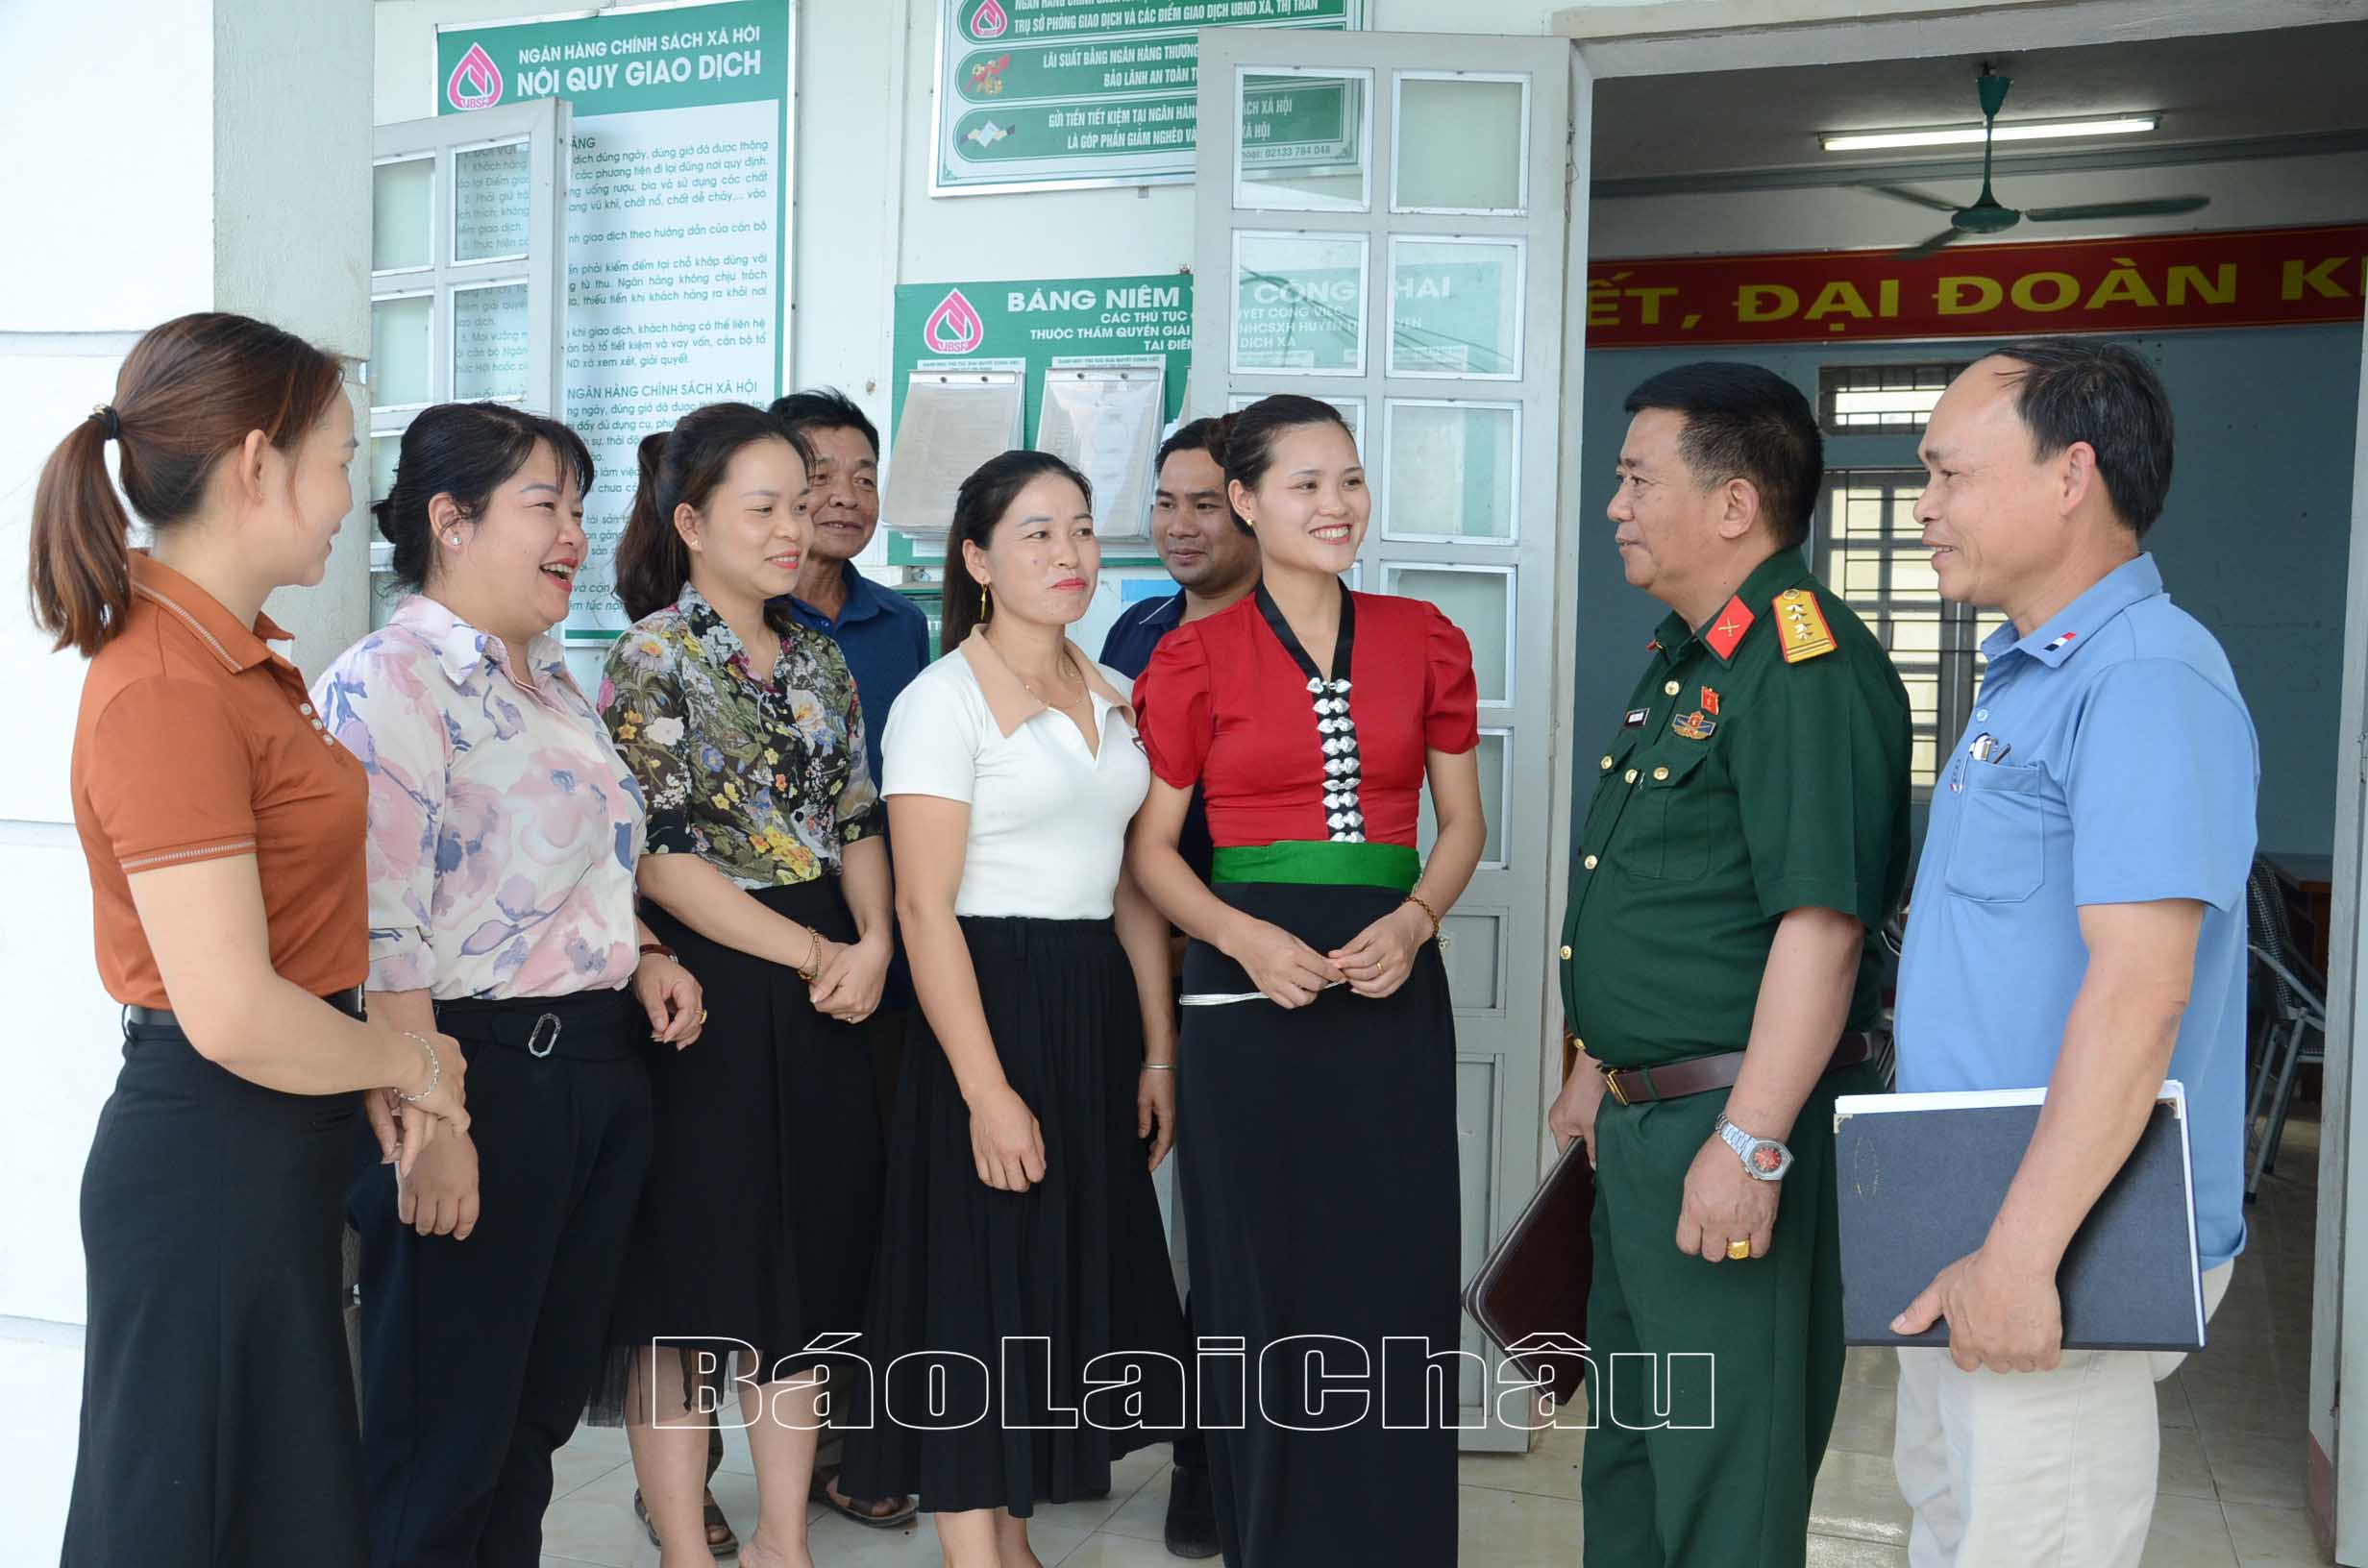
[1559, 549, 1912, 1068]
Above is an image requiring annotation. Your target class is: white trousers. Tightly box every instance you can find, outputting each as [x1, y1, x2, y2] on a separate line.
[1892, 1262, 2235, 1568]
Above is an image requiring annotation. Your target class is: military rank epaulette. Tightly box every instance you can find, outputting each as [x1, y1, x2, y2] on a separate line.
[1772, 588, 1837, 664]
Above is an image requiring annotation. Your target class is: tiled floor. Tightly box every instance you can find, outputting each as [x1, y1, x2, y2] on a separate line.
[538, 1119, 2331, 1567]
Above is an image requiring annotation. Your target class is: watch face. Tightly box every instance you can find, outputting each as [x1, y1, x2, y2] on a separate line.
[1749, 1144, 1787, 1176]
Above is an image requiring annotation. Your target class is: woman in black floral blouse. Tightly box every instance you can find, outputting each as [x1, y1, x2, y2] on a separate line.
[593, 402, 893, 1568]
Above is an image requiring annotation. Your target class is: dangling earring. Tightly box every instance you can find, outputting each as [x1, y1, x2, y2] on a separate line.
[981, 582, 994, 618]
[1242, 515, 1256, 532]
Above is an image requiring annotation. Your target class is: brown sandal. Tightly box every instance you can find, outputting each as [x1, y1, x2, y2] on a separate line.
[808, 1471, 919, 1530]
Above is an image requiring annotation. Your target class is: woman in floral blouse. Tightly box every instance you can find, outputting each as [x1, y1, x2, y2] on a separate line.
[313, 402, 703, 1564]
[595, 401, 894, 1568]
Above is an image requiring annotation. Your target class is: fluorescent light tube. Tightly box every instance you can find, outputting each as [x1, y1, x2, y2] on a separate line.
[1821, 116, 2157, 153]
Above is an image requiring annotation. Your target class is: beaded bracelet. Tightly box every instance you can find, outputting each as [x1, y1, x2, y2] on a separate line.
[396, 1031, 441, 1104]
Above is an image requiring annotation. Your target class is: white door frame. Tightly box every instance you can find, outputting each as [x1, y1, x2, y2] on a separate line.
[1562, 0, 2368, 1552]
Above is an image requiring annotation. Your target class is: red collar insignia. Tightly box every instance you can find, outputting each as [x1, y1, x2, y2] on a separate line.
[1704, 596, 1754, 662]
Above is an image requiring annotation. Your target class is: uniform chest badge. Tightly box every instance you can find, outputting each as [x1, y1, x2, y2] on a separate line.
[1670, 710, 1716, 741]
[1699, 686, 1720, 716]
[1622, 707, 1650, 729]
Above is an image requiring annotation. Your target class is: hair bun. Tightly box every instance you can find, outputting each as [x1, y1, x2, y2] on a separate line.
[1207, 410, 1238, 468]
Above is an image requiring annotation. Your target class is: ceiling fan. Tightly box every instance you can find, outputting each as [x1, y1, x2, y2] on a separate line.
[1871, 67, 2209, 260]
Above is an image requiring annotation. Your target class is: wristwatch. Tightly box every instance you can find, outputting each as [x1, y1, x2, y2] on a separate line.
[1713, 1113, 1792, 1182]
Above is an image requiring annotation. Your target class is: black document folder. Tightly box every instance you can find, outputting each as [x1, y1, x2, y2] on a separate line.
[1834, 1082, 2205, 1353]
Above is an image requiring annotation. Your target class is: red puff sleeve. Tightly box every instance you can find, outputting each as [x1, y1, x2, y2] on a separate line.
[1422, 603, 1481, 754]
[1133, 622, 1215, 790]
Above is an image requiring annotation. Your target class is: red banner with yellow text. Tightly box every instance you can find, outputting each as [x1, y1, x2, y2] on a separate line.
[1584, 225, 2368, 348]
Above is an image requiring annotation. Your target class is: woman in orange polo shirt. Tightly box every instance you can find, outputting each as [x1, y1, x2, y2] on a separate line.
[30, 312, 471, 1568]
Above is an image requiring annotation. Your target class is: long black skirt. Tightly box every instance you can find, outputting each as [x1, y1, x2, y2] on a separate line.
[840, 916, 1187, 1517]
[592, 878, 882, 1419]
[1176, 881, 1462, 1567]
[64, 1021, 368, 1568]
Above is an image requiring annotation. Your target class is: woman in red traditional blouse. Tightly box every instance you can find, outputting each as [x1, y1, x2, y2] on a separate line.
[1128, 394, 1486, 1567]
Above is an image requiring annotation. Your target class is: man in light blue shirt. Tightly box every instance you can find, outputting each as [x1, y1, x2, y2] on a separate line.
[1888, 338, 2257, 1568]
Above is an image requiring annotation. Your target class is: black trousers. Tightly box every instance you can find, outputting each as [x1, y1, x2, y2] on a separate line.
[64, 1021, 368, 1568]
[350, 990, 652, 1568]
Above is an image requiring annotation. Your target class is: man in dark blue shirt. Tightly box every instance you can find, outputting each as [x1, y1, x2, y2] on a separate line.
[1100, 418, 1261, 889]
[769, 389, 932, 788]
[1097, 416, 1258, 1558]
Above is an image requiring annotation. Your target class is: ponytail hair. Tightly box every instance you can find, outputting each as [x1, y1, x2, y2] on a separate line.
[937, 450, 1092, 654]
[613, 403, 808, 622]
[29, 312, 346, 656]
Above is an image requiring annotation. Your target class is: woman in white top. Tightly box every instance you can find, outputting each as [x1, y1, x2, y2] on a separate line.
[839, 451, 1186, 1568]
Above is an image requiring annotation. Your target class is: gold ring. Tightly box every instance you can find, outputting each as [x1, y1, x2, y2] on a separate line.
[1726, 1239, 1752, 1261]
[697, 1009, 708, 1024]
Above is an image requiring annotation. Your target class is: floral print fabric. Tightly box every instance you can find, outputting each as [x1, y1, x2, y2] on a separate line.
[312, 595, 647, 1000]
[599, 582, 876, 890]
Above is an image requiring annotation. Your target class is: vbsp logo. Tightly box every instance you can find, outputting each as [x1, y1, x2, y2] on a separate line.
[967, 0, 1010, 41]
[924, 289, 986, 356]
[446, 42, 504, 111]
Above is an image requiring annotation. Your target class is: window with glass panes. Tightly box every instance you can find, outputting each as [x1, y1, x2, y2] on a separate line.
[1813, 470, 2007, 796]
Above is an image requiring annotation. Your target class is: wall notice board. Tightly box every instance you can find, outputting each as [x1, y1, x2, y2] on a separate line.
[885, 272, 1194, 562]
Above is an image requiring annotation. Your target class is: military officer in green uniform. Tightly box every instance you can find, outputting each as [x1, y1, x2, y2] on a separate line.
[1546, 362, 1912, 1567]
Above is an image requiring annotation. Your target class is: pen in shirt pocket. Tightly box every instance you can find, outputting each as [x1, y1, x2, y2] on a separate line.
[1967, 732, 2012, 765]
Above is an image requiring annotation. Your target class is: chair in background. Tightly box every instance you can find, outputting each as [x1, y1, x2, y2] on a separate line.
[2244, 857, 2328, 1199]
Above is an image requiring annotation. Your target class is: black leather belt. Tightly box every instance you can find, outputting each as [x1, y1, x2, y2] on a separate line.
[126, 988, 365, 1032]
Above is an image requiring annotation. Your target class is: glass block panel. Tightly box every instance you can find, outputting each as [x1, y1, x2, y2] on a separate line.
[452, 283, 529, 402]
[1230, 393, 1363, 451]
[1394, 76, 1525, 212]
[1383, 401, 1517, 540]
[370, 433, 403, 505]
[1389, 237, 1521, 379]
[1232, 232, 1367, 376]
[372, 158, 432, 273]
[370, 295, 432, 409]
[454, 140, 531, 263]
[1386, 566, 1510, 703]
[1236, 70, 1369, 213]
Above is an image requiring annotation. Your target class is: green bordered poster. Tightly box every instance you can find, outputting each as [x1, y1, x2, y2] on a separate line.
[886, 273, 1194, 562]
[934, 0, 1362, 195]
[436, 0, 792, 650]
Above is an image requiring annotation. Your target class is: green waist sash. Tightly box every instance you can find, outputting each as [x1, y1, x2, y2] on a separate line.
[1210, 841, 1419, 892]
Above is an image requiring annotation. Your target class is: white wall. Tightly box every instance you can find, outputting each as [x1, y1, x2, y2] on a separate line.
[0, 1, 372, 1556]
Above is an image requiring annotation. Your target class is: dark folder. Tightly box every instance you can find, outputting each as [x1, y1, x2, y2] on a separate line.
[1834, 1082, 2206, 1353]
[1463, 1138, 1595, 1407]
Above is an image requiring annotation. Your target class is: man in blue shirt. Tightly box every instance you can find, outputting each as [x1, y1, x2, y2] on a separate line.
[1888, 339, 2257, 1567]
[770, 389, 932, 789]
[1100, 418, 1262, 890]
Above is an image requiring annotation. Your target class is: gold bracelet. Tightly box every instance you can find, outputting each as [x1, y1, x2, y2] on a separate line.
[1404, 891, 1443, 944]
[795, 924, 822, 982]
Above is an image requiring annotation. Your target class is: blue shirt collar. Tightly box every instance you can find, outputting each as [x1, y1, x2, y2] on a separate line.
[1983, 553, 2163, 670]
[1142, 591, 1186, 628]
[783, 562, 891, 629]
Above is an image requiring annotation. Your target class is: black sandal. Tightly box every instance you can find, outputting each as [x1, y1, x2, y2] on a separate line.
[633, 1488, 739, 1557]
